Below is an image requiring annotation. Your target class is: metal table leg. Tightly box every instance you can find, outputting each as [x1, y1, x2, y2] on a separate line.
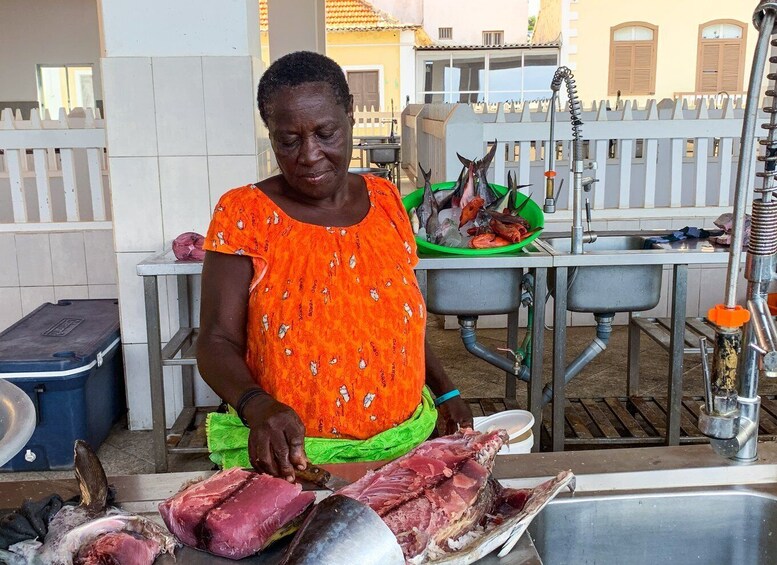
[666, 264, 688, 446]
[144, 275, 168, 472]
[627, 312, 641, 396]
[505, 307, 520, 404]
[552, 267, 568, 452]
[528, 267, 547, 452]
[177, 275, 194, 409]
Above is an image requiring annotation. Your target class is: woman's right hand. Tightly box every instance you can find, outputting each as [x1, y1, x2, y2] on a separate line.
[242, 394, 308, 481]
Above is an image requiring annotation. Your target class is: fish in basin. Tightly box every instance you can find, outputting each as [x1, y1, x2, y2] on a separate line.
[337, 429, 575, 564]
[0, 440, 177, 565]
[410, 148, 536, 250]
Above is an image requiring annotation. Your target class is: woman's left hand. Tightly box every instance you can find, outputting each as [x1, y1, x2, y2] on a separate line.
[437, 396, 474, 435]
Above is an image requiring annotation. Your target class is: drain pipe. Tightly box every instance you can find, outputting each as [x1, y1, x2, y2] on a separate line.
[459, 316, 530, 382]
[542, 313, 615, 405]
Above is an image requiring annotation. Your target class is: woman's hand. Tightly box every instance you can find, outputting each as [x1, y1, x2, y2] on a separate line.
[437, 396, 474, 435]
[242, 394, 309, 481]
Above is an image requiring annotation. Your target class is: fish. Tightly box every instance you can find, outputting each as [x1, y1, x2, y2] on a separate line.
[335, 429, 574, 564]
[470, 233, 511, 249]
[159, 467, 316, 560]
[489, 171, 531, 213]
[455, 157, 476, 209]
[458, 143, 500, 209]
[416, 164, 439, 240]
[6, 441, 178, 565]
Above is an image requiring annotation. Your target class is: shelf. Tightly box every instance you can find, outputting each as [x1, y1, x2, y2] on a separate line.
[161, 327, 198, 366]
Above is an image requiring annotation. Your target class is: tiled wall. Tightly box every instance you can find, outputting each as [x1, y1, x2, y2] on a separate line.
[0, 230, 118, 332]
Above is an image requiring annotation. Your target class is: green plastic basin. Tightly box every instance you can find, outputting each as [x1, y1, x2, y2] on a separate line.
[402, 182, 544, 256]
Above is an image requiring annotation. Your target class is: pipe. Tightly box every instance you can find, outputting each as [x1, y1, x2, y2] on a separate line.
[723, 6, 775, 308]
[459, 316, 528, 378]
[541, 314, 614, 405]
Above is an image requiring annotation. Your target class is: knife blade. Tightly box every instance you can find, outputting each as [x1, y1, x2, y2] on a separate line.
[295, 465, 351, 492]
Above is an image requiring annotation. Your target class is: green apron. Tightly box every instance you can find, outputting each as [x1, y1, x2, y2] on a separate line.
[206, 387, 437, 469]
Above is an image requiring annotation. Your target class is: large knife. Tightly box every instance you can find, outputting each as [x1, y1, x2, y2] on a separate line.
[295, 465, 350, 492]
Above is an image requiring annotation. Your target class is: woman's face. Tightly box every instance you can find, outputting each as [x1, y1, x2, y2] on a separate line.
[265, 82, 354, 201]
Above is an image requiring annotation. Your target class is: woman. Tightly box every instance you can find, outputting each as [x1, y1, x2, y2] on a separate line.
[198, 51, 473, 481]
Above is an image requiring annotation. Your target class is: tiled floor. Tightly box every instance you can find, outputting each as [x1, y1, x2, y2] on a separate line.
[5, 319, 772, 482]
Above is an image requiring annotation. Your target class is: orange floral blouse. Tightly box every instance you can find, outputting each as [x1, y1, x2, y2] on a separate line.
[205, 176, 426, 440]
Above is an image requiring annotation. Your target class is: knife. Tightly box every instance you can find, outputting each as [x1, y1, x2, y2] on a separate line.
[295, 465, 351, 492]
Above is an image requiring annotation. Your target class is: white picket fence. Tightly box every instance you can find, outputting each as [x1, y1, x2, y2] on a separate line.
[353, 106, 399, 139]
[402, 97, 765, 221]
[0, 107, 109, 230]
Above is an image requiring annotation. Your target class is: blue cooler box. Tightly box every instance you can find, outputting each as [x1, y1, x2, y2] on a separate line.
[0, 299, 125, 471]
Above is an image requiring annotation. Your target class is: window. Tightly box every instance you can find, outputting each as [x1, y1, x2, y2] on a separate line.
[438, 27, 452, 40]
[482, 31, 504, 46]
[608, 23, 658, 96]
[36, 65, 95, 114]
[419, 49, 558, 103]
[696, 20, 746, 93]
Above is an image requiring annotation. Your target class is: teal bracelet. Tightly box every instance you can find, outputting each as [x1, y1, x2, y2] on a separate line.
[434, 389, 461, 407]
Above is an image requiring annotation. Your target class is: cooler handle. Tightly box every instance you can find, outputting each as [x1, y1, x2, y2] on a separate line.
[32, 384, 45, 425]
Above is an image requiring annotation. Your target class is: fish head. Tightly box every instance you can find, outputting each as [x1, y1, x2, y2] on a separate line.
[73, 440, 108, 514]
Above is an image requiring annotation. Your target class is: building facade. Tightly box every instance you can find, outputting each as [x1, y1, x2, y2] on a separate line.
[534, 0, 758, 104]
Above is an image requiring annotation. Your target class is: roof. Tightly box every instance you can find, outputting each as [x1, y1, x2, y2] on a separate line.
[416, 41, 561, 51]
[259, 0, 417, 32]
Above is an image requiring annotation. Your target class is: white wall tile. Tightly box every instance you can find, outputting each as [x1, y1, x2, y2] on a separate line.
[122, 343, 152, 430]
[101, 58, 158, 157]
[0, 288, 22, 333]
[16, 234, 53, 286]
[20, 286, 55, 316]
[84, 230, 117, 285]
[202, 57, 257, 155]
[54, 286, 90, 301]
[207, 155, 259, 210]
[159, 156, 211, 242]
[122, 342, 182, 431]
[109, 157, 164, 253]
[89, 285, 119, 299]
[50, 232, 87, 286]
[605, 220, 640, 231]
[116, 252, 171, 345]
[152, 57, 207, 156]
[0, 234, 19, 286]
[194, 367, 221, 406]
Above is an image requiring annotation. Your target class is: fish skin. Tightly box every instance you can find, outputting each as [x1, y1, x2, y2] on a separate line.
[416, 164, 439, 239]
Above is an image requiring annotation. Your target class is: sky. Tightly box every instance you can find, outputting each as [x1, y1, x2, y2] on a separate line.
[528, 0, 539, 17]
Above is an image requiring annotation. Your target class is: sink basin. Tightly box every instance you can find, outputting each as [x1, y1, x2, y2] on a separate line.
[529, 488, 777, 564]
[424, 268, 524, 315]
[543, 234, 663, 313]
[0, 378, 36, 467]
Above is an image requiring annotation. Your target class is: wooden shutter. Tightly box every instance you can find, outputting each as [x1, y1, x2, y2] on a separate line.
[632, 44, 655, 93]
[610, 44, 633, 94]
[608, 24, 657, 96]
[720, 42, 743, 91]
[696, 22, 746, 93]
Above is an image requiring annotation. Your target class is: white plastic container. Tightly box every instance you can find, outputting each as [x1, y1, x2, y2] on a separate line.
[473, 410, 535, 455]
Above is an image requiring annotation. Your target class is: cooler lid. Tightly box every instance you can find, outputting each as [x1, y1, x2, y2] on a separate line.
[0, 300, 120, 373]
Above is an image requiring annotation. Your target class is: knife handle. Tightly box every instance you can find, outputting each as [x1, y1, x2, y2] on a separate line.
[295, 465, 332, 487]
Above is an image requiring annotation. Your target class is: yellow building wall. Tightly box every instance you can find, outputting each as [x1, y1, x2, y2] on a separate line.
[260, 30, 401, 111]
[570, 1, 756, 104]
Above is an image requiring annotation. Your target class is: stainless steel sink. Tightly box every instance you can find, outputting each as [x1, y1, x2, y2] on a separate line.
[424, 268, 524, 315]
[0, 378, 36, 467]
[543, 234, 663, 313]
[529, 488, 777, 564]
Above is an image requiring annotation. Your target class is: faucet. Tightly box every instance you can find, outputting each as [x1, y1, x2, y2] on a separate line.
[545, 66, 597, 254]
[698, 0, 777, 462]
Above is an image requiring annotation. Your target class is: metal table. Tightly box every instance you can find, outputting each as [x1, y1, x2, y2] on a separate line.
[137, 246, 553, 471]
[534, 234, 744, 452]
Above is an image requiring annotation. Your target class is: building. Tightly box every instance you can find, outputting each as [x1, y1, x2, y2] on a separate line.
[533, 0, 757, 104]
[259, 0, 420, 110]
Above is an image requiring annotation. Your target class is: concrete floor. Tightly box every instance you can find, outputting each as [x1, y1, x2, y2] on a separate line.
[5, 318, 776, 482]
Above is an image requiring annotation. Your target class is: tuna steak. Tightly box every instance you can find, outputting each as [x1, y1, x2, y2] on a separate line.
[158, 467, 315, 560]
[337, 429, 508, 563]
[338, 429, 575, 564]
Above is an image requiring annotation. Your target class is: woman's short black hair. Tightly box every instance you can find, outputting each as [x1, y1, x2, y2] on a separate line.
[257, 51, 351, 125]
